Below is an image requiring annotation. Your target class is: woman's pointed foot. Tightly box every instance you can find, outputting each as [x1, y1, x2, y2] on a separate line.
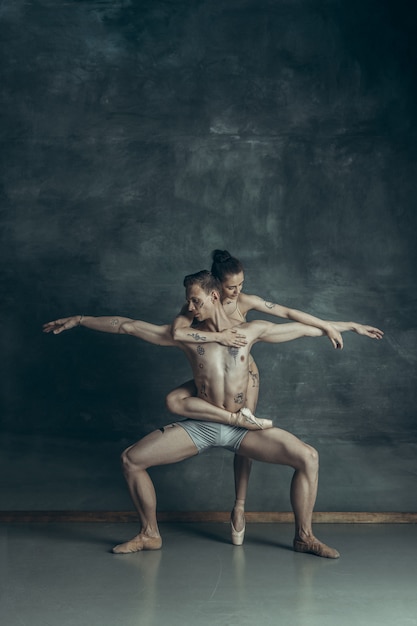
[231, 518, 246, 546]
[231, 407, 273, 430]
[231, 502, 246, 546]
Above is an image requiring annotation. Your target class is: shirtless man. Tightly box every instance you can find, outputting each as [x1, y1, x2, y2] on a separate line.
[43, 271, 383, 558]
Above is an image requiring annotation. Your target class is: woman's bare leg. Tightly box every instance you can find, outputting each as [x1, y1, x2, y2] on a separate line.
[166, 380, 268, 427]
[166, 380, 230, 421]
[232, 455, 251, 534]
[231, 357, 260, 534]
[165, 369, 263, 543]
[112, 424, 198, 554]
[238, 428, 339, 558]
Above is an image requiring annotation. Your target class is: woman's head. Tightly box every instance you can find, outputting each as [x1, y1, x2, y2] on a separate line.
[210, 250, 244, 300]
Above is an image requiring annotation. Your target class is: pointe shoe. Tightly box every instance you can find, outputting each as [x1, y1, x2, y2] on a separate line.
[231, 519, 246, 546]
[293, 537, 340, 559]
[232, 407, 273, 430]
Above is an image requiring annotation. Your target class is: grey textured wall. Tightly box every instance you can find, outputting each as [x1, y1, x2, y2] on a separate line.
[1, 0, 416, 512]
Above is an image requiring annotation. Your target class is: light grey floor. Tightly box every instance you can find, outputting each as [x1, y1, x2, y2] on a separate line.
[1, 522, 416, 626]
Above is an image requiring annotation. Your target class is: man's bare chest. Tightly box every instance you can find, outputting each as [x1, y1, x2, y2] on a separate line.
[187, 341, 249, 373]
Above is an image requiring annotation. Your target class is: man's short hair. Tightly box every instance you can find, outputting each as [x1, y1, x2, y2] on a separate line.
[183, 270, 221, 294]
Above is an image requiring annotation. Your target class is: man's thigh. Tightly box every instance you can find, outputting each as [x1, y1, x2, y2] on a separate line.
[125, 423, 199, 468]
[238, 427, 313, 467]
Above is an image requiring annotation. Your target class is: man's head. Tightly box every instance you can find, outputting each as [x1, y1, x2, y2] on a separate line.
[183, 270, 221, 321]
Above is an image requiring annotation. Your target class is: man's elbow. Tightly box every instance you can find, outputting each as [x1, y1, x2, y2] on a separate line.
[172, 324, 187, 341]
[119, 321, 134, 335]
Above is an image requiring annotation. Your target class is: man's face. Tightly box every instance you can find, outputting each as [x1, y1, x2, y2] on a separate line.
[186, 285, 213, 321]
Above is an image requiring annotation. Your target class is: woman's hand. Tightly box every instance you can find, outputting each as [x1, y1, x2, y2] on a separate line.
[353, 324, 384, 340]
[218, 327, 248, 347]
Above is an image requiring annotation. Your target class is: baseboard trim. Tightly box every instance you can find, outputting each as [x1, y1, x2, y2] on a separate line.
[0, 511, 416, 523]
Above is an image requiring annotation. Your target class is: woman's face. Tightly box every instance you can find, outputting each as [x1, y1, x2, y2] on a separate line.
[221, 271, 244, 300]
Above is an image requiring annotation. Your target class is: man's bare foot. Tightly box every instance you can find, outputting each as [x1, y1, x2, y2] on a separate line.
[230, 407, 273, 430]
[112, 533, 162, 554]
[293, 536, 340, 559]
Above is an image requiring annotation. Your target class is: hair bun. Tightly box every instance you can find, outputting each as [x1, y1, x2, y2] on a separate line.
[210, 249, 243, 281]
[212, 249, 232, 264]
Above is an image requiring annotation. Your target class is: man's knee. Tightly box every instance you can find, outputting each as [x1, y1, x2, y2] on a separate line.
[303, 444, 319, 471]
[294, 443, 319, 473]
[120, 445, 145, 473]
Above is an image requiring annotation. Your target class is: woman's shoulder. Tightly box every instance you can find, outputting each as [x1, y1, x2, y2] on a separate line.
[238, 292, 262, 312]
[223, 299, 244, 322]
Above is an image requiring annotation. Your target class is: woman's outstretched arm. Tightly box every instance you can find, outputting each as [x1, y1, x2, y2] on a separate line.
[238, 292, 345, 349]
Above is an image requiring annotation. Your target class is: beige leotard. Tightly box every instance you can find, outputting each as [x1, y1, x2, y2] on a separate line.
[226, 300, 255, 367]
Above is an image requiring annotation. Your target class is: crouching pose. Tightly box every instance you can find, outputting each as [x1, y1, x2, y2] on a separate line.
[44, 271, 383, 558]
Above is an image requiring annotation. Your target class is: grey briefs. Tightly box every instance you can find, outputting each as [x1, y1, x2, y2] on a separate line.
[177, 419, 248, 454]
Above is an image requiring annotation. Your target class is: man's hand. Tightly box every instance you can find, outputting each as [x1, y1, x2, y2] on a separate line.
[43, 316, 82, 335]
[218, 327, 248, 347]
[353, 324, 384, 340]
[326, 324, 344, 350]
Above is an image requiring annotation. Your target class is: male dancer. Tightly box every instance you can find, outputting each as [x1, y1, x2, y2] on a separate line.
[44, 271, 383, 558]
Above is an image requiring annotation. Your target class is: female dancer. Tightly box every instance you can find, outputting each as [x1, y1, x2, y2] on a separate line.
[167, 250, 344, 544]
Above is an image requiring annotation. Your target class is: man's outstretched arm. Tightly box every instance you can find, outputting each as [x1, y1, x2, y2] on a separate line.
[43, 315, 243, 348]
[251, 319, 384, 344]
[43, 315, 176, 346]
